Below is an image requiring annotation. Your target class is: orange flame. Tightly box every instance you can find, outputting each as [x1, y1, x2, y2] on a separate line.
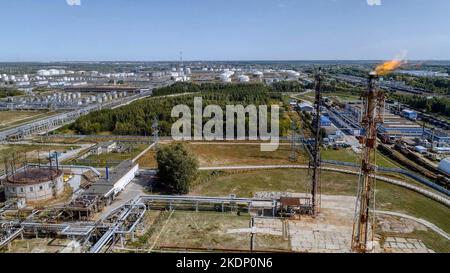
[375, 59, 406, 76]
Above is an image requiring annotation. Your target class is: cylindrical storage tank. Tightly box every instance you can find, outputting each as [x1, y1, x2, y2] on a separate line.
[3, 167, 64, 203]
[438, 157, 450, 176]
[238, 75, 250, 82]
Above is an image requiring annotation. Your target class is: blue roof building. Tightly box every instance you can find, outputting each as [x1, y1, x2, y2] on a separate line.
[320, 115, 332, 127]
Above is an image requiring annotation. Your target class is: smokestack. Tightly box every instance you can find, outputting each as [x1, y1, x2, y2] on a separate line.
[351, 70, 385, 253]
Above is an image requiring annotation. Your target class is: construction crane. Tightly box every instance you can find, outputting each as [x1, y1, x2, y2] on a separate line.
[351, 71, 385, 253]
[310, 68, 323, 216]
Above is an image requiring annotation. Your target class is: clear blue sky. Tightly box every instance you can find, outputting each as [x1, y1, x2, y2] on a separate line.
[1, 0, 449, 61]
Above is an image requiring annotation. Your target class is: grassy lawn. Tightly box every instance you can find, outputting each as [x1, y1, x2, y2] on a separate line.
[289, 91, 315, 102]
[72, 144, 149, 167]
[323, 92, 361, 102]
[322, 148, 359, 164]
[191, 169, 357, 197]
[0, 144, 80, 165]
[126, 210, 289, 252]
[188, 143, 308, 166]
[191, 169, 450, 235]
[136, 148, 157, 168]
[0, 111, 56, 130]
[138, 142, 308, 168]
[321, 148, 401, 169]
[376, 181, 450, 233]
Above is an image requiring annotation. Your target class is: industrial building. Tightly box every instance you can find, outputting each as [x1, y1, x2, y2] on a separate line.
[438, 157, 450, 175]
[401, 109, 418, 120]
[2, 166, 64, 203]
[84, 160, 139, 205]
[423, 129, 450, 146]
[344, 103, 423, 141]
[320, 115, 332, 127]
[238, 75, 250, 82]
[297, 101, 314, 112]
[377, 113, 424, 141]
[93, 141, 117, 155]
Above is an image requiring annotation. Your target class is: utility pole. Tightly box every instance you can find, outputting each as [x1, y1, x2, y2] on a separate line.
[351, 71, 385, 253]
[310, 68, 323, 216]
[250, 217, 255, 252]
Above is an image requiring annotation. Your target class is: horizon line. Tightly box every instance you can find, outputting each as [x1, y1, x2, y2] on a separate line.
[1, 59, 450, 63]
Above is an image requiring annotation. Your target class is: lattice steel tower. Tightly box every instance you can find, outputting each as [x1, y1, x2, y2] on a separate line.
[311, 68, 323, 216]
[351, 72, 385, 253]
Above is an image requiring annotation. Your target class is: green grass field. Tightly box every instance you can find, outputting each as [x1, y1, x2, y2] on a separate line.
[323, 92, 361, 102]
[125, 210, 289, 252]
[191, 169, 450, 235]
[321, 148, 402, 169]
[138, 142, 309, 168]
[72, 144, 149, 167]
[0, 111, 56, 130]
[0, 144, 80, 172]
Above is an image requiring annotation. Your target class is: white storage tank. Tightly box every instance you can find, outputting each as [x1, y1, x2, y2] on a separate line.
[438, 157, 450, 176]
[238, 75, 250, 82]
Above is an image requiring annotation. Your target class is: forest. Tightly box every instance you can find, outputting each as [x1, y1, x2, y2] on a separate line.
[0, 88, 23, 98]
[69, 82, 292, 136]
[392, 93, 450, 117]
[389, 74, 450, 95]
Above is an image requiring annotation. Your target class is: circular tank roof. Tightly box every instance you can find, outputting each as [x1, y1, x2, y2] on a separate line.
[6, 167, 63, 185]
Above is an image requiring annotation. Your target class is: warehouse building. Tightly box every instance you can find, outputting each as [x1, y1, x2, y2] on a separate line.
[378, 112, 423, 139]
[297, 101, 314, 113]
[320, 115, 332, 127]
[345, 103, 423, 141]
[401, 109, 418, 120]
[84, 160, 139, 205]
[423, 129, 450, 146]
[438, 157, 450, 176]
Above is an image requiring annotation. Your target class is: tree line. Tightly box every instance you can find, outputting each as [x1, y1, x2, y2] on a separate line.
[392, 93, 450, 117]
[389, 74, 450, 95]
[0, 88, 23, 98]
[69, 82, 291, 136]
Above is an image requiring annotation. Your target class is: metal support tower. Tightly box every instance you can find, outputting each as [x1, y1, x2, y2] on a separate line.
[351, 72, 385, 253]
[311, 69, 323, 216]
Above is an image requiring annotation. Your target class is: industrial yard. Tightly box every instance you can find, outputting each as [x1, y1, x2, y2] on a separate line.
[1, 59, 449, 255]
[2, 6, 450, 273]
